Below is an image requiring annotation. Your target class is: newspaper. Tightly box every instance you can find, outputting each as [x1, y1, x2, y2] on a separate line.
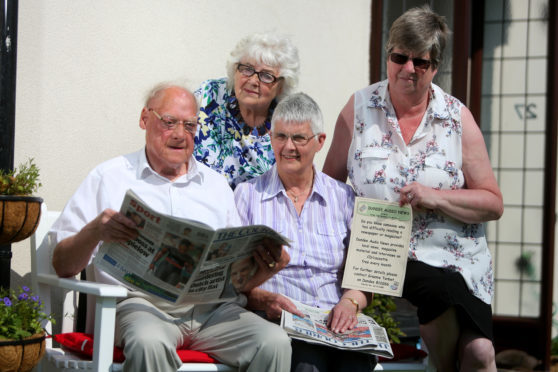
[341, 197, 412, 297]
[280, 298, 394, 358]
[93, 189, 289, 304]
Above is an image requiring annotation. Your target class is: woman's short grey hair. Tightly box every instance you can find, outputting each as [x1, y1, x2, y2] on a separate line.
[226, 31, 300, 100]
[271, 92, 323, 136]
[385, 5, 451, 70]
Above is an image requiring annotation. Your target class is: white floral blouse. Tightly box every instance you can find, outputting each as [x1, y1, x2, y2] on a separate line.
[347, 80, 493, 304]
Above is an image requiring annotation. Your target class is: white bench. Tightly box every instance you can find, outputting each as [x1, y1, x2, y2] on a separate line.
[30, 204, 430, 371]
[30, 204, 236, 372]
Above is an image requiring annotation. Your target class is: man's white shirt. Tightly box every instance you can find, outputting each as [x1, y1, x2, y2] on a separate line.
[49, 148, 241, 311]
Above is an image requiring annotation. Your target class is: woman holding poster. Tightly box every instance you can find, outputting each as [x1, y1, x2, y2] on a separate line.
[235, 92, 375, 372]
[323, 6, 503, 372]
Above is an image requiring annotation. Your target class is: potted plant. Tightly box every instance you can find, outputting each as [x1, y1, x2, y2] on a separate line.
[0, 286, 54, 371]
[0, 159, 43, 244]
[363, 294, 405, 343]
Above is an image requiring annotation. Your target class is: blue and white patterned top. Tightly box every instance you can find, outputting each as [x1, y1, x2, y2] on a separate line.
[234, 165, 355, 309]
[194, 78, 276, 189]
[347, 80, 493, 304]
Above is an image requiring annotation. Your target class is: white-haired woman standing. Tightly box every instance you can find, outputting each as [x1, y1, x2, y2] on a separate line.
[194, 32, 300, 189]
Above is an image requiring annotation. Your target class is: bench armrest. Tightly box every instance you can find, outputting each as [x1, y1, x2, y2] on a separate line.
[37, 273, 127, 371]
[36, 273, 128, 298]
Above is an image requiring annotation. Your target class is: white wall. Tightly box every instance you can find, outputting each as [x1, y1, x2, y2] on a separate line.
[10, 0, 371, 285]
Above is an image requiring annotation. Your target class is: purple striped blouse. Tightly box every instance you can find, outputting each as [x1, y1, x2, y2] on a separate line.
[234, 165, 355, 309]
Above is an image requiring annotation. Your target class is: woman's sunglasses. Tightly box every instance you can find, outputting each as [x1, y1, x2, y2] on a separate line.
[389, 52, 431, 70]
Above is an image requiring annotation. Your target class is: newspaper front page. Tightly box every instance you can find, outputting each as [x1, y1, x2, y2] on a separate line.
[280, 298, 394, 358]
[342, 197, 412, 297]
[93, 189, 289, 304]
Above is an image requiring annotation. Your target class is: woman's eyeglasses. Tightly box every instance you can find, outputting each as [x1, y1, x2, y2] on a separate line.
[237, 63, 281, 84]
[389, 52, 431, 70]
[271, 132, 317, 146]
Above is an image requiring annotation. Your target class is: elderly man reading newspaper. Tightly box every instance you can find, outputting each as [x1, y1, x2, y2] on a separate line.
[50, 83, 291, 372]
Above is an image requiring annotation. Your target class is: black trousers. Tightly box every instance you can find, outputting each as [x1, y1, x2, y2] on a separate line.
[291, 338, 377, 372]
[255, 310, 377, 372]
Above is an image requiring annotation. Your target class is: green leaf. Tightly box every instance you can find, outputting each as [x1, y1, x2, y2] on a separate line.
[362, 294, 405, 344]
[0, 158, 41, 195]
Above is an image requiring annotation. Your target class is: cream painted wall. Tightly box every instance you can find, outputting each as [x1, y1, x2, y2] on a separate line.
[9, 0, 371, 285]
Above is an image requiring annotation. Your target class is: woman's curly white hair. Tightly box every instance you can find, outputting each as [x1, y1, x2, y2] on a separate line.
[226, 31, 300, 101]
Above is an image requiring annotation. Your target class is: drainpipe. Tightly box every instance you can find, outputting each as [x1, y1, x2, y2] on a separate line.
[0, 0, 19, 290]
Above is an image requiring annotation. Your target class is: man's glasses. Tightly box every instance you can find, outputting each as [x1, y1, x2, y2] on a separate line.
[237, 63, 281, 84]
[389, 52, 431, 70]
[272, 132, 317, 146]
[148, 109, 199, 134]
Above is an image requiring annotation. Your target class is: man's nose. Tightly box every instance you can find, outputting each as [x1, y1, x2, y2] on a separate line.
[170, 125, 189, 138]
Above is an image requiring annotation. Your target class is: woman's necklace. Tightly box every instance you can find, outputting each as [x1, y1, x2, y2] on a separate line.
[286, 170, 315, 204]
[288, 191, 301, 203]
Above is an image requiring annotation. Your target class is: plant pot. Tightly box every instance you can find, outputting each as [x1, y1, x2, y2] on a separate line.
[0, 332, 46, 372]
[0, 196, 43, 245]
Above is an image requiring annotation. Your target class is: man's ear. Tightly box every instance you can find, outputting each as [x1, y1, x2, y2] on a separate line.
[139, 107, 149, 129]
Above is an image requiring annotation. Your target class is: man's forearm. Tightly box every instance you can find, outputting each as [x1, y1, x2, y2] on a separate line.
[52, 221, 100, 277]
[246, 287, 272, 311]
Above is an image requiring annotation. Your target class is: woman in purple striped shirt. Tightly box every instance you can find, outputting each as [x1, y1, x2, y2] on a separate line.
[234, 92, 376, 372]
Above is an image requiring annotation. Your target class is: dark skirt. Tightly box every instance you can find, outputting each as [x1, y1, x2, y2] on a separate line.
[402, 260, 493, 340]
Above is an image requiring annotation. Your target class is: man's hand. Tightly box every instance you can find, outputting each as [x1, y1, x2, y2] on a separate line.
[247, 288, 304, 320]
[90, 209, 139, 243]
[263, 292, 304, 320]
[53, 208, 138, 278]
[254, 238, 289, 272]
[239, 239, 290, 292]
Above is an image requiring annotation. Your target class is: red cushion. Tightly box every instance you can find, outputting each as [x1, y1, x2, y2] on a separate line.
[176, 349, 217, 363]
[53, 332, 218, 363]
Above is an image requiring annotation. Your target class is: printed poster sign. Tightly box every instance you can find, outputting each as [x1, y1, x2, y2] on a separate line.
[342, 197, 412, 297]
